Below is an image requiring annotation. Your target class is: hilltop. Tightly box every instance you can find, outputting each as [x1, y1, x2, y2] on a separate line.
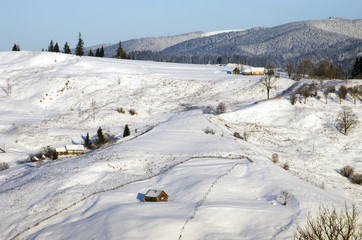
[0, 52, 361, 239]
[94, 18, 362, 69]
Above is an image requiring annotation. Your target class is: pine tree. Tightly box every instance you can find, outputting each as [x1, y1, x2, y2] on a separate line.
[351, 57, 362, 79]
[88, 49, 94, 56]
[63, 42, 71, 54]
[97, 127, 105, 145]
[12, 43, 20, 51]
[54, 42, 60, 52]
[75, 32, 84, 56]
[115, 41, 129, 59]
[95, 48, 100, 57]
[84, 132, 92, 148]
[100, 46, 104, 57]
[116, 41, 124, 59]
[123, 124, 130, 137]
[48, 40, 54, 52]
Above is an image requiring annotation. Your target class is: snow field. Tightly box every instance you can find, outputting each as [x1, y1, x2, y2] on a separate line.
[0, 52, 361, 239]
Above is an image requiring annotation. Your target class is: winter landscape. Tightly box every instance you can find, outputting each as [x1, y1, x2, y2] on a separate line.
[0, 47, 361, 239]
[1, 12, 362, 240]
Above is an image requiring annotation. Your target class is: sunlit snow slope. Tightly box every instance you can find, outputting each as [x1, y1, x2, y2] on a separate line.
[0, 52, 361, 240]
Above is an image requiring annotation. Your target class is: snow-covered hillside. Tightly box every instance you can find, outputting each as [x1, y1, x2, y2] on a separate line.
[159, 18, 362, 68]
[0, 52, 361, 240]
[99, 32, 204, 58]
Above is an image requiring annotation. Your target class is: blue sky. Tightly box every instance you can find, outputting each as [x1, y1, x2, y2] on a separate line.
[1, 0, 361, 51]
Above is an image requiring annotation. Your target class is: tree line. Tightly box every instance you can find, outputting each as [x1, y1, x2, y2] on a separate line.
[11, 33, 129, 59]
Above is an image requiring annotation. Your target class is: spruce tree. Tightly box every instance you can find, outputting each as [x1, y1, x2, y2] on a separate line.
[12, 43, 20, 51]
[48, 40, 54, 52]
[54, 42, 60, 52]
[75, 32, 84, 56]
[95, 48, 100, 57]
[88, 49, 94, 56]
[84, 132, 92, 148]
[123, 124, 130, 137]
[97, 127, 105, 145]
[63, 42, 71, 54]
[351, 57, 362, 79]
[115, 41, 128, 59]
[100, 46, 104, 57]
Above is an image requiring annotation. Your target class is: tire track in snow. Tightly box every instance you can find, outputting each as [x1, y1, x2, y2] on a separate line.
[10, 154, 246, 240]
[178, 161, 250, 240]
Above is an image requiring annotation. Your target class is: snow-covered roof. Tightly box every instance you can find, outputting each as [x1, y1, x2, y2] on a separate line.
[65, 145, 84, 151]
[56, 147, 66, 152]
[145, 189, 165, 197]
[251, 67, 265, 72]
[242, 67, 265, 72]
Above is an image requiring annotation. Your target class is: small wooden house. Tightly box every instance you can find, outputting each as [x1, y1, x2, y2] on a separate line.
[232, 67, 241, 75]
[143, 189, 168, 202]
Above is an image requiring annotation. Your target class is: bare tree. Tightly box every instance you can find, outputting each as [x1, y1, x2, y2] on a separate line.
[336, 106, 359, 135]
[349, 86, 359, 105]
[297, 58, 313, 78]
[280, 190, 291, 205]
[337, 85, 348, 104]
[294, 203, 361, 240]
[323, 89, 330, 104]
[261, 75, 277, 100]
[286, 64, 295, 78]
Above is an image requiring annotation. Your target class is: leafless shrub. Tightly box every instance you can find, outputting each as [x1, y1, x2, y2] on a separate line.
[294, 203, 361, 240]
[0, 162, 9, 171]
[272, 153, 279, 164]
[243, 131, 249, 142]
[233, 132, 242, 139]
[297, 85, 312, 104]
[283, 162, 290, 170]
[203, 106, 214, 114]
[340, 165, 355, 178]
[216, 102, 226, 115]
[280, 190, 291, 205]
[204, 127, 216, 135]
[116, 107, 125, 114]
[129, 109, 137, 115]
[290, 94, 297, 105]
[351, 173, 362, 185]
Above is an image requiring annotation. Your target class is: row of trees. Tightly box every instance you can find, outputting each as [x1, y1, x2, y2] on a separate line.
[88, 46, 105, 57]
[84, 125, 131, 149]
[286, 59, 343, 80]
[12, 33, 129, 59]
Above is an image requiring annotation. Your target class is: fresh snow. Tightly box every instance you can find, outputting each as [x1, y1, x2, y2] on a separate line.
[0, 51, 361, 240]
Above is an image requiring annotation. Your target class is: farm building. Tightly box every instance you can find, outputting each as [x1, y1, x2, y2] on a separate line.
[56, 147, 67, 155]
[242, 67, 265, 75]
[56, 145, 84, 155]
[65, 145, 85, 155]
[143, 189, 168, 202]
[232, 67, 241, 75]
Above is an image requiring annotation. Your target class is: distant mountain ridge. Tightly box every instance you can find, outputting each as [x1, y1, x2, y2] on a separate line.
[90, 18, 362, 69]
